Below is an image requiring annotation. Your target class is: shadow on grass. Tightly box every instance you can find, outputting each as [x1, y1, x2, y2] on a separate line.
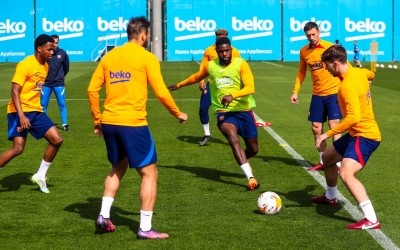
[161, 165, 246, 189]
[64, 197, 138, 234]
[176, 135, 227, 146]
[0, 172, 42, 192]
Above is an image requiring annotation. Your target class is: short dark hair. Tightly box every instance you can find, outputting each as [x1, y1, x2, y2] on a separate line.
[215, 28, 228, 36]
[50, 34, 59, 40]
[321, 45, 347, 64]
[34, 34, 54, 51]
[127, 16, 150, 40]
[303, 21, 319, 32]
[215, 37, 231, 47]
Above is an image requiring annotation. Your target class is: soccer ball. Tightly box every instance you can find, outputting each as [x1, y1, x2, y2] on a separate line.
[257, 191, 282, 215]
[394, 65, 398, 69]
[380, 64, 385, 68]
[388, 65, 393, 69]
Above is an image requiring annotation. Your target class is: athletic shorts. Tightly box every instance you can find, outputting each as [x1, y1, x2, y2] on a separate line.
[102, 124, 157, 168]
[7, 112, 54, 140]
[333, 133, 380, 167]
[308, 94, 342, 123]
[216, 110, 258, 139]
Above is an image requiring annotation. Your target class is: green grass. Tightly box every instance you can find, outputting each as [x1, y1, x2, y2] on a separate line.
[0, 61, 399, 249]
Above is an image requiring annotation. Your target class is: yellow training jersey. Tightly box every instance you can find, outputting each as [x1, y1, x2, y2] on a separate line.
[326, 67, 381, 141]
[293, 40, 340, 96]
[8, 55, 47, 113]
[88, 42, 182, 126]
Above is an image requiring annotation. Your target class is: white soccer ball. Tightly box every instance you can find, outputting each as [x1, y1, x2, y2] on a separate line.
[394, 65, 398, 69]
[257, 191, 282, 215]
[375, 64, 380, 68]
[380, 64, 385, 68]
[388, 65, 393, 69]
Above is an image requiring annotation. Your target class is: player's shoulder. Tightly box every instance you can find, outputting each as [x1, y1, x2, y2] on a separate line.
[320, 40, 334, 47]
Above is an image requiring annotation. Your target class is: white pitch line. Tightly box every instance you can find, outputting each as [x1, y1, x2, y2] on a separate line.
[253, 112, 399, 250]
[262, 61, 283, 67]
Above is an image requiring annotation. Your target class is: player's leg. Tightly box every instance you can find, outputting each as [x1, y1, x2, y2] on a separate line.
[199, 82, 212, 146]
[0, 137, 27, 168]
[40, 86, 52, 113]
[338, 136, 380, 229]
[97, 158, 129, 232]
[95, 124, 128, 232]
[217, 112, 259, 190]
[308, 95, 326, 171]
[28, 113, 63, 193]
[310, 138, 343, 205]
[54, 86, 69, 130]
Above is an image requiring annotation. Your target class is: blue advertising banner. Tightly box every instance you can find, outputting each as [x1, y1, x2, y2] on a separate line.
[283, 1, 339, 62]
[166, 0, 282, 61]
[394, 0, 399, 61]
[283, 0, 393, 62]
[339, 0, 392, 63]
[35, 0, 146, 62]
[0, 0, 34, 62]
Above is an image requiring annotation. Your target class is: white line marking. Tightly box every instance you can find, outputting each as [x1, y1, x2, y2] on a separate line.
[262, 61, 283, 67]
[253, 112, 399, 250]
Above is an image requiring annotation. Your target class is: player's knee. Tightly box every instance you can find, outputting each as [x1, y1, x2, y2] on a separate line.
[12, 145, 25, 156]
[52, 136, 64, 148]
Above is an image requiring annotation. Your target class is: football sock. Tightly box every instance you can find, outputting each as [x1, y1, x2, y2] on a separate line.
[319, 152, 324, 164]
[100, 196, 114, 218]
[240, 163, 254, 180]
[203, 123, 211, 136]
[359, 200, 378, 223]
[37, 160, 51, 177]
[325, 185, 337, 200]
[140, 210, 153, 231]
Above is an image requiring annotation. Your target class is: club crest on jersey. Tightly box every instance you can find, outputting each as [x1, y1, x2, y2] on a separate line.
[109, 70, 131, 84]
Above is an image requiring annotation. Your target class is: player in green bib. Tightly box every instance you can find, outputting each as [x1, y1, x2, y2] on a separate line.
[169, 37, 260, 191]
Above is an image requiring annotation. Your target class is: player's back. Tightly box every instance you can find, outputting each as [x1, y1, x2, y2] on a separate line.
[97, 42, 159, 126]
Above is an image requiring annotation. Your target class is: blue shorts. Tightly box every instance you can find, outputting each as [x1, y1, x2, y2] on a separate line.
[217, 111, 258, 139]
[7, 112, 55, 140]
[102, 124, 157, 168]
[333, 133, 380, 167]
[308, 94, 342, 123]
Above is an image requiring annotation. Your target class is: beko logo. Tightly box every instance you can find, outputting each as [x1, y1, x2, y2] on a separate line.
[174, 16, 274, 42]
[0, 19, 26, 42]
[42, 18, 84, 39]
[344, 18, 386, 42]
[289, 17, 331, 42]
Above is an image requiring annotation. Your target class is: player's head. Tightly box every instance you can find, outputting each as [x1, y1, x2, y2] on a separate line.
[50, 34, 60, 49]
[321, 45, 347, 77]
[303, 22, 320, 46]
[215, 28, 228, 40]
[34, 34, 55, 62]
[127, 16, 151, 48]
[215, 37, 232, 65]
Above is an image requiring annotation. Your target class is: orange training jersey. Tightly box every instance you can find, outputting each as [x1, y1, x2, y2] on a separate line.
[88, 42, 181, 126]
[293, 40, 339, 96]
[8, 55, 47, 113]
[326, 68, 381, 141]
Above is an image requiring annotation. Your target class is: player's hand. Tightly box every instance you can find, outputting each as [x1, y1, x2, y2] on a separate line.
[168, 84, 179, 91]
[221, 95, 233, 108]
[315, 134, 328, 149]
[18, 115, 31, 130]
[94, 124, 103, 137]
[199, 82, 207, 94]
[290, 94, 299, 104]
[178, 112, 188, 123]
